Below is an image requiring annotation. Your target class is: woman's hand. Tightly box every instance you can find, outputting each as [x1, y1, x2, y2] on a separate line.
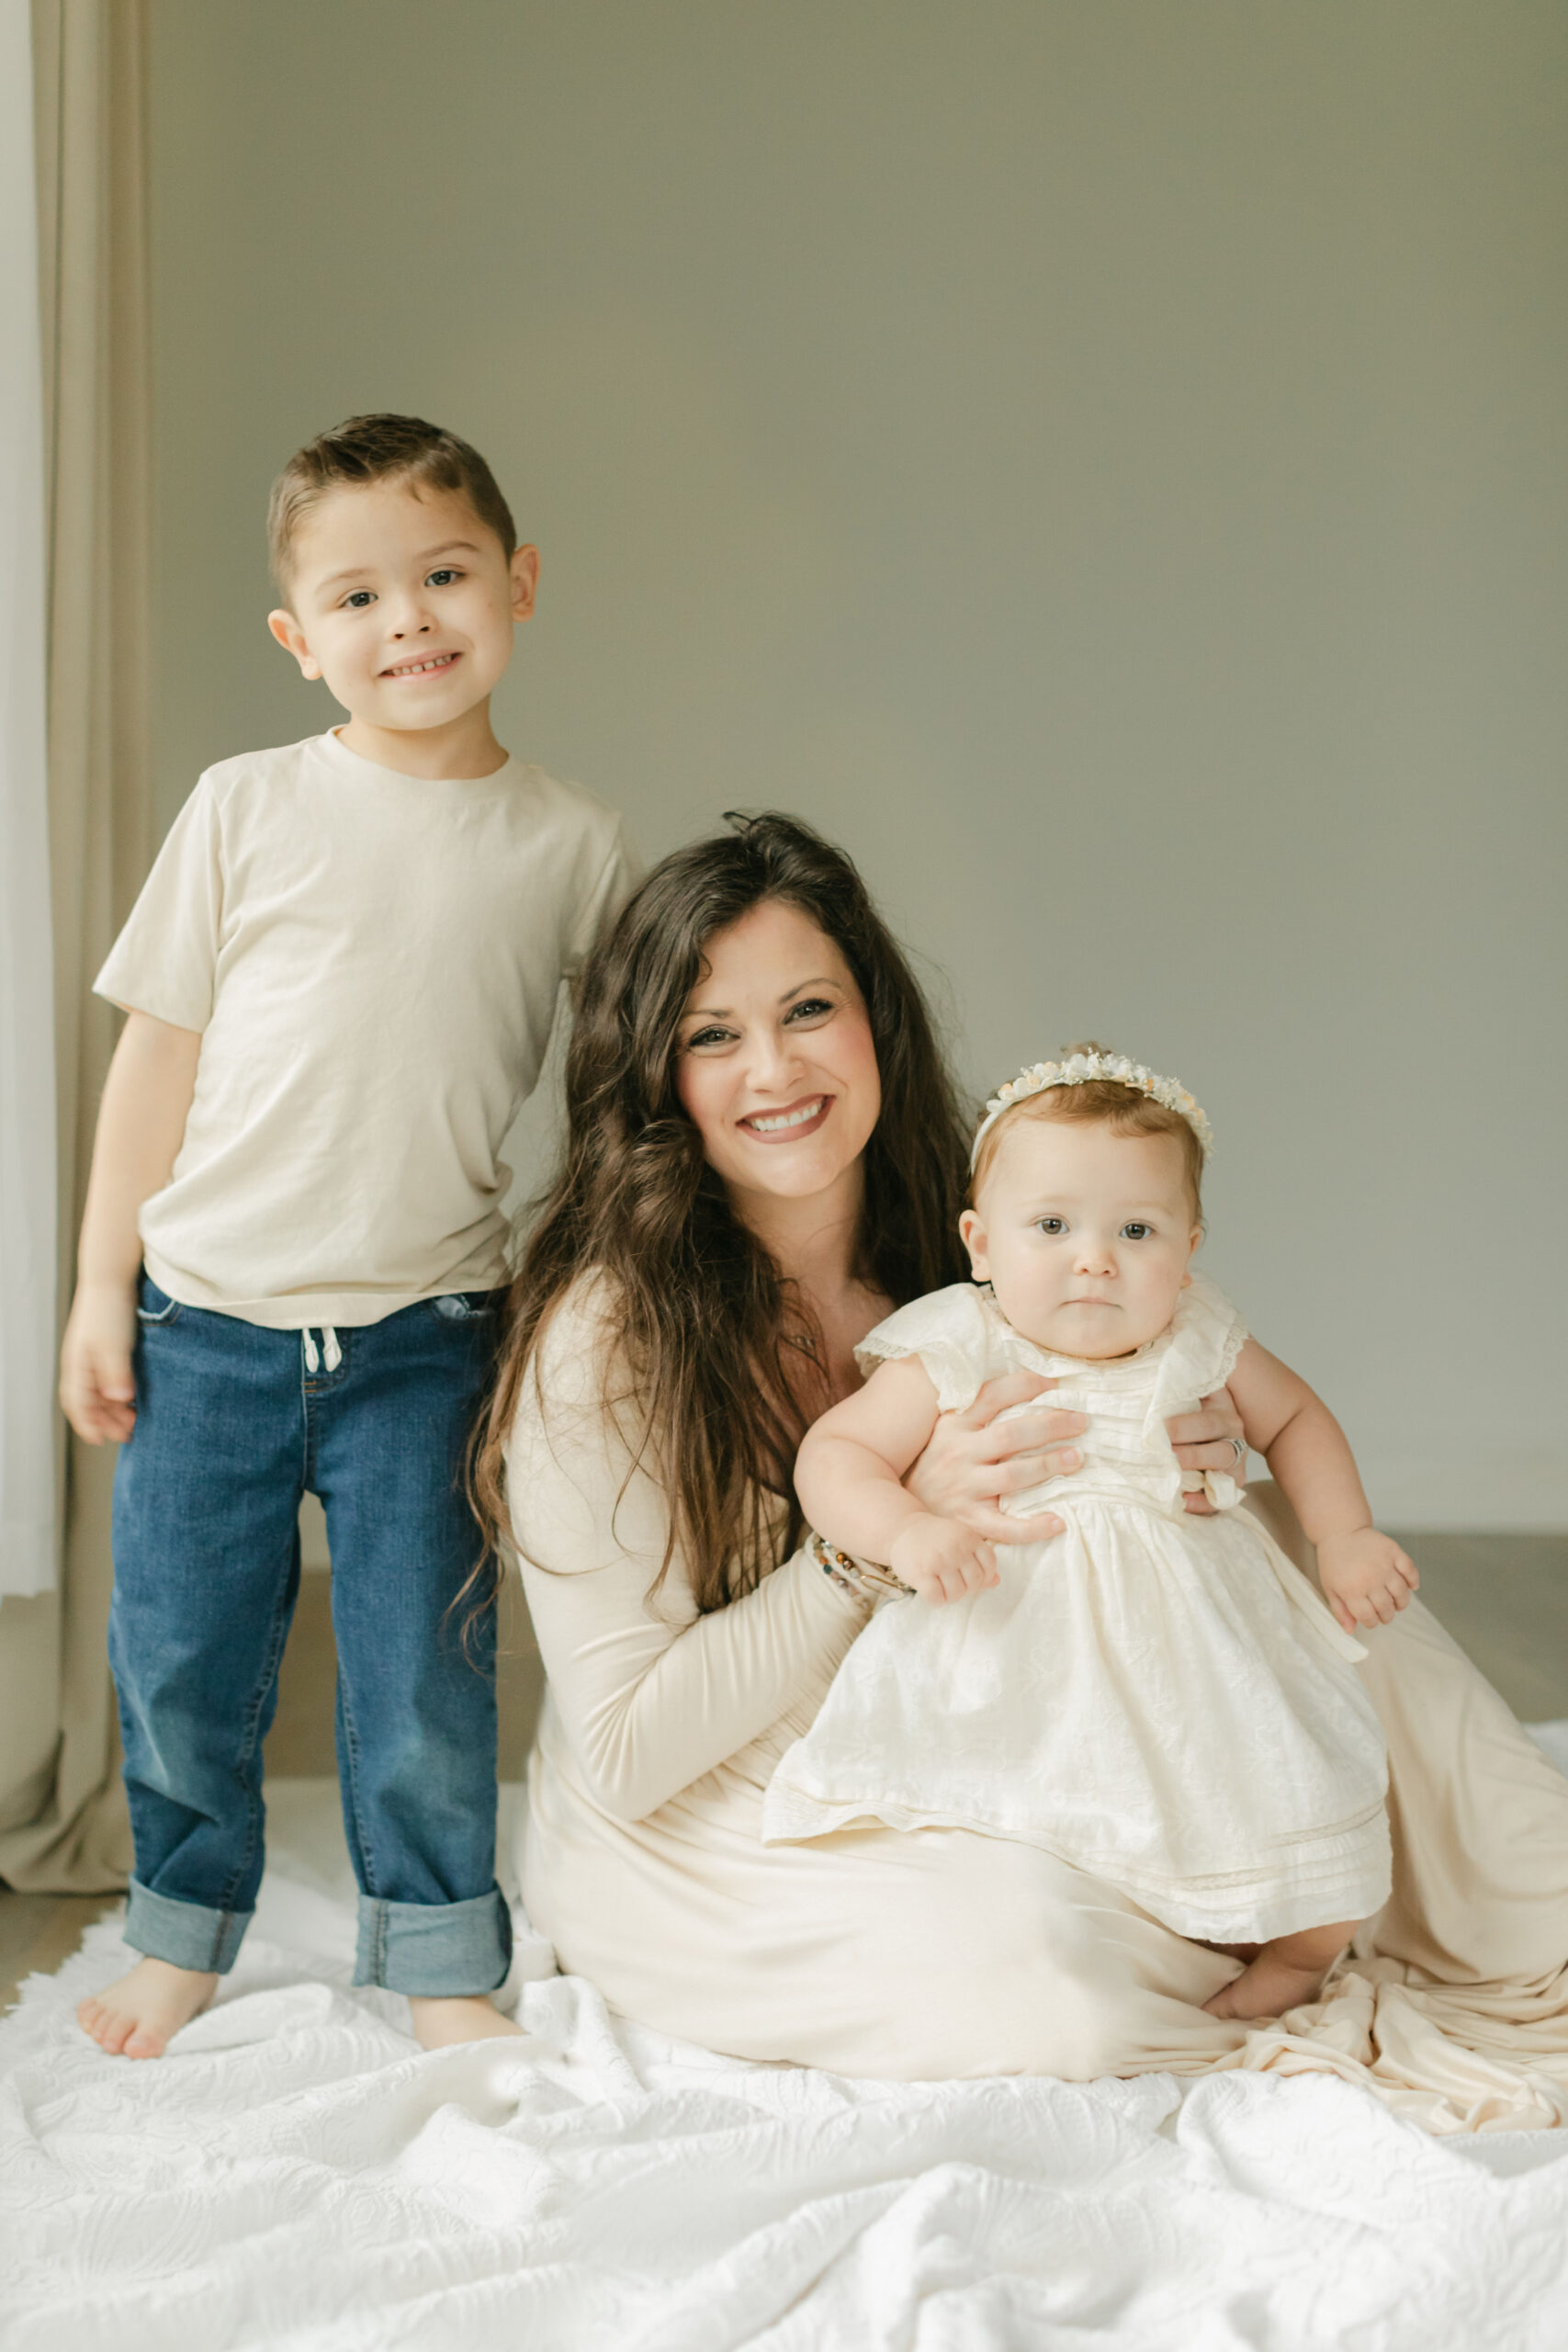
[903, 1376, 1246, 1532]
[903, 1372, 1084, 1544]
[1166, 1386, 1247, 1514]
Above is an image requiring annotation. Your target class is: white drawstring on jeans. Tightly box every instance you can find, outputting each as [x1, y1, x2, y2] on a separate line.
[301, 1326, 342, 1374]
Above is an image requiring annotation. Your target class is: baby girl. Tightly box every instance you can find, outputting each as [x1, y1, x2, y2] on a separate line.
[764, 1046, 1417, 2022]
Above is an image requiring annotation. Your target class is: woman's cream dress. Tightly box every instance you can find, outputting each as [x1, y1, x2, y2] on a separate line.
[508, 1279, 1568, 2132]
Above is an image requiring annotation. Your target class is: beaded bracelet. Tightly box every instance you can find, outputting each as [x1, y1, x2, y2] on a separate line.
[807, 1530, 912, 1603]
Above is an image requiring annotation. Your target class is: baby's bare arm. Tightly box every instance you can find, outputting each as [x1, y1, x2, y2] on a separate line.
[1227, 1339, 1417, 1631]
[1226, 1340, 1369, 1542]
[60, 1012, 201, 1443]
[795, 1356, 945, 1563]
[797, 1360, 999, 1605]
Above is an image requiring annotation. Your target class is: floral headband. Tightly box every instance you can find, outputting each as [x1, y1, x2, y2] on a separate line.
[969, 1049, 1215, 1170]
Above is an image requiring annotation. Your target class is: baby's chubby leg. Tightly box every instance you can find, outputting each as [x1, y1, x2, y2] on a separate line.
[1202, 1919, 1356, 2020]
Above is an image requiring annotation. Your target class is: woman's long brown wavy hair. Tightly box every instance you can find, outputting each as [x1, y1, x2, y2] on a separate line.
[472, 811, 972, 1614]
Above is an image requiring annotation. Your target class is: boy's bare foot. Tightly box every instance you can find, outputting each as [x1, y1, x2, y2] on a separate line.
[77, 1957, 219, 2058]
[408, 1993, 525, 2049]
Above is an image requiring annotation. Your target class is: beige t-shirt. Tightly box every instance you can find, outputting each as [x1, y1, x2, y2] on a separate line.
[94, 730, 637, 1327]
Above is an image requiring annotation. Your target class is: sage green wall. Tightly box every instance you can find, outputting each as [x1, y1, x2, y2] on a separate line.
[148, 1, 1567, 1526]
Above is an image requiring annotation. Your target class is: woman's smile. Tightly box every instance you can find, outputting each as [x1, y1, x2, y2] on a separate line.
[739, 1093, 832, 1140]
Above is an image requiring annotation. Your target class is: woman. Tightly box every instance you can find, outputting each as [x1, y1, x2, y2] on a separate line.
[478, 815, 1568, 2126]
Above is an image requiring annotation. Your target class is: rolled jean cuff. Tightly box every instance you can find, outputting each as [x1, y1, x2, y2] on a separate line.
[124, 1878, 251, 1974]
[355, 1884, 513, 1995]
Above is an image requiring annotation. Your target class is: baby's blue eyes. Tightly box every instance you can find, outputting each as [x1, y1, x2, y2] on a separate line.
[1032, 1218, 1156, 1239]
[344, 590, 375, 609]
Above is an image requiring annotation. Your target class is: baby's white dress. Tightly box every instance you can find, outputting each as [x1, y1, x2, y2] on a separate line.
[764, 1273, 1393, 1942]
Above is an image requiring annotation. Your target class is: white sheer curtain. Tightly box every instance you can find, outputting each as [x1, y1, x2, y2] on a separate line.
[0, 0, 57, 1601]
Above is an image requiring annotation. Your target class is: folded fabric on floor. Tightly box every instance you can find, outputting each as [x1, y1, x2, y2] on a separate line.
[5, 1761, 1568, 2352]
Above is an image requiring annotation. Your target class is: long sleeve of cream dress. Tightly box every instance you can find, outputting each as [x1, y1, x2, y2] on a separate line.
[509, 1279, 1568, 2132]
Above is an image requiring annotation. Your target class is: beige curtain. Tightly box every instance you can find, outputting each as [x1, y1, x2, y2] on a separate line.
[0, 0, 153, 1891]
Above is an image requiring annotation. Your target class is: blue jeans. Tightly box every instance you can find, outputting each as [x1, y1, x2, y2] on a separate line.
[109, 1277, 512, 1995]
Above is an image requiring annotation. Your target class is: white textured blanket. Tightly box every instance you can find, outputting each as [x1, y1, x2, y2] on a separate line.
[6, 1758, 1568, 2352]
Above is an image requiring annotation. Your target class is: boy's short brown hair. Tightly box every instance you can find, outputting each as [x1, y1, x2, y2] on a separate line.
[267, 413, 517, 591]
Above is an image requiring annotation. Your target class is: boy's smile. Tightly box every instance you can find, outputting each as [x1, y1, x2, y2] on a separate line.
[267, 480, 539, 780]
[381, 650, 460, 678]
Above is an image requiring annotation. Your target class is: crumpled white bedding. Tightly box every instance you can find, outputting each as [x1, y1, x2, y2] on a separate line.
[6, 1754, 1568, 2352]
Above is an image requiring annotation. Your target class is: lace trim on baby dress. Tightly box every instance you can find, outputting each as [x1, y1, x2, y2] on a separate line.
[854, 1283, 998, 1413]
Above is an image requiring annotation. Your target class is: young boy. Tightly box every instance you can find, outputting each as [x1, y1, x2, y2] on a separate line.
[61, 413, 637, 2056]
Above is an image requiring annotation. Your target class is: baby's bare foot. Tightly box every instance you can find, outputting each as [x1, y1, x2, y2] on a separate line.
[408, 1993, 525, 2049]
[1203, 1951, 1329, 2021]
[77, 1957, 218, 2058]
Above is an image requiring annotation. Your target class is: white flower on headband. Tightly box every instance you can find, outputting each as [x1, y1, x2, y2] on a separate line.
[970, 1051, 1214, 1169]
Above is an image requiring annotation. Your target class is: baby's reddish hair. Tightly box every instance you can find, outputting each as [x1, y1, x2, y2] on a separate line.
[970, 1044, 1204, 1222]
